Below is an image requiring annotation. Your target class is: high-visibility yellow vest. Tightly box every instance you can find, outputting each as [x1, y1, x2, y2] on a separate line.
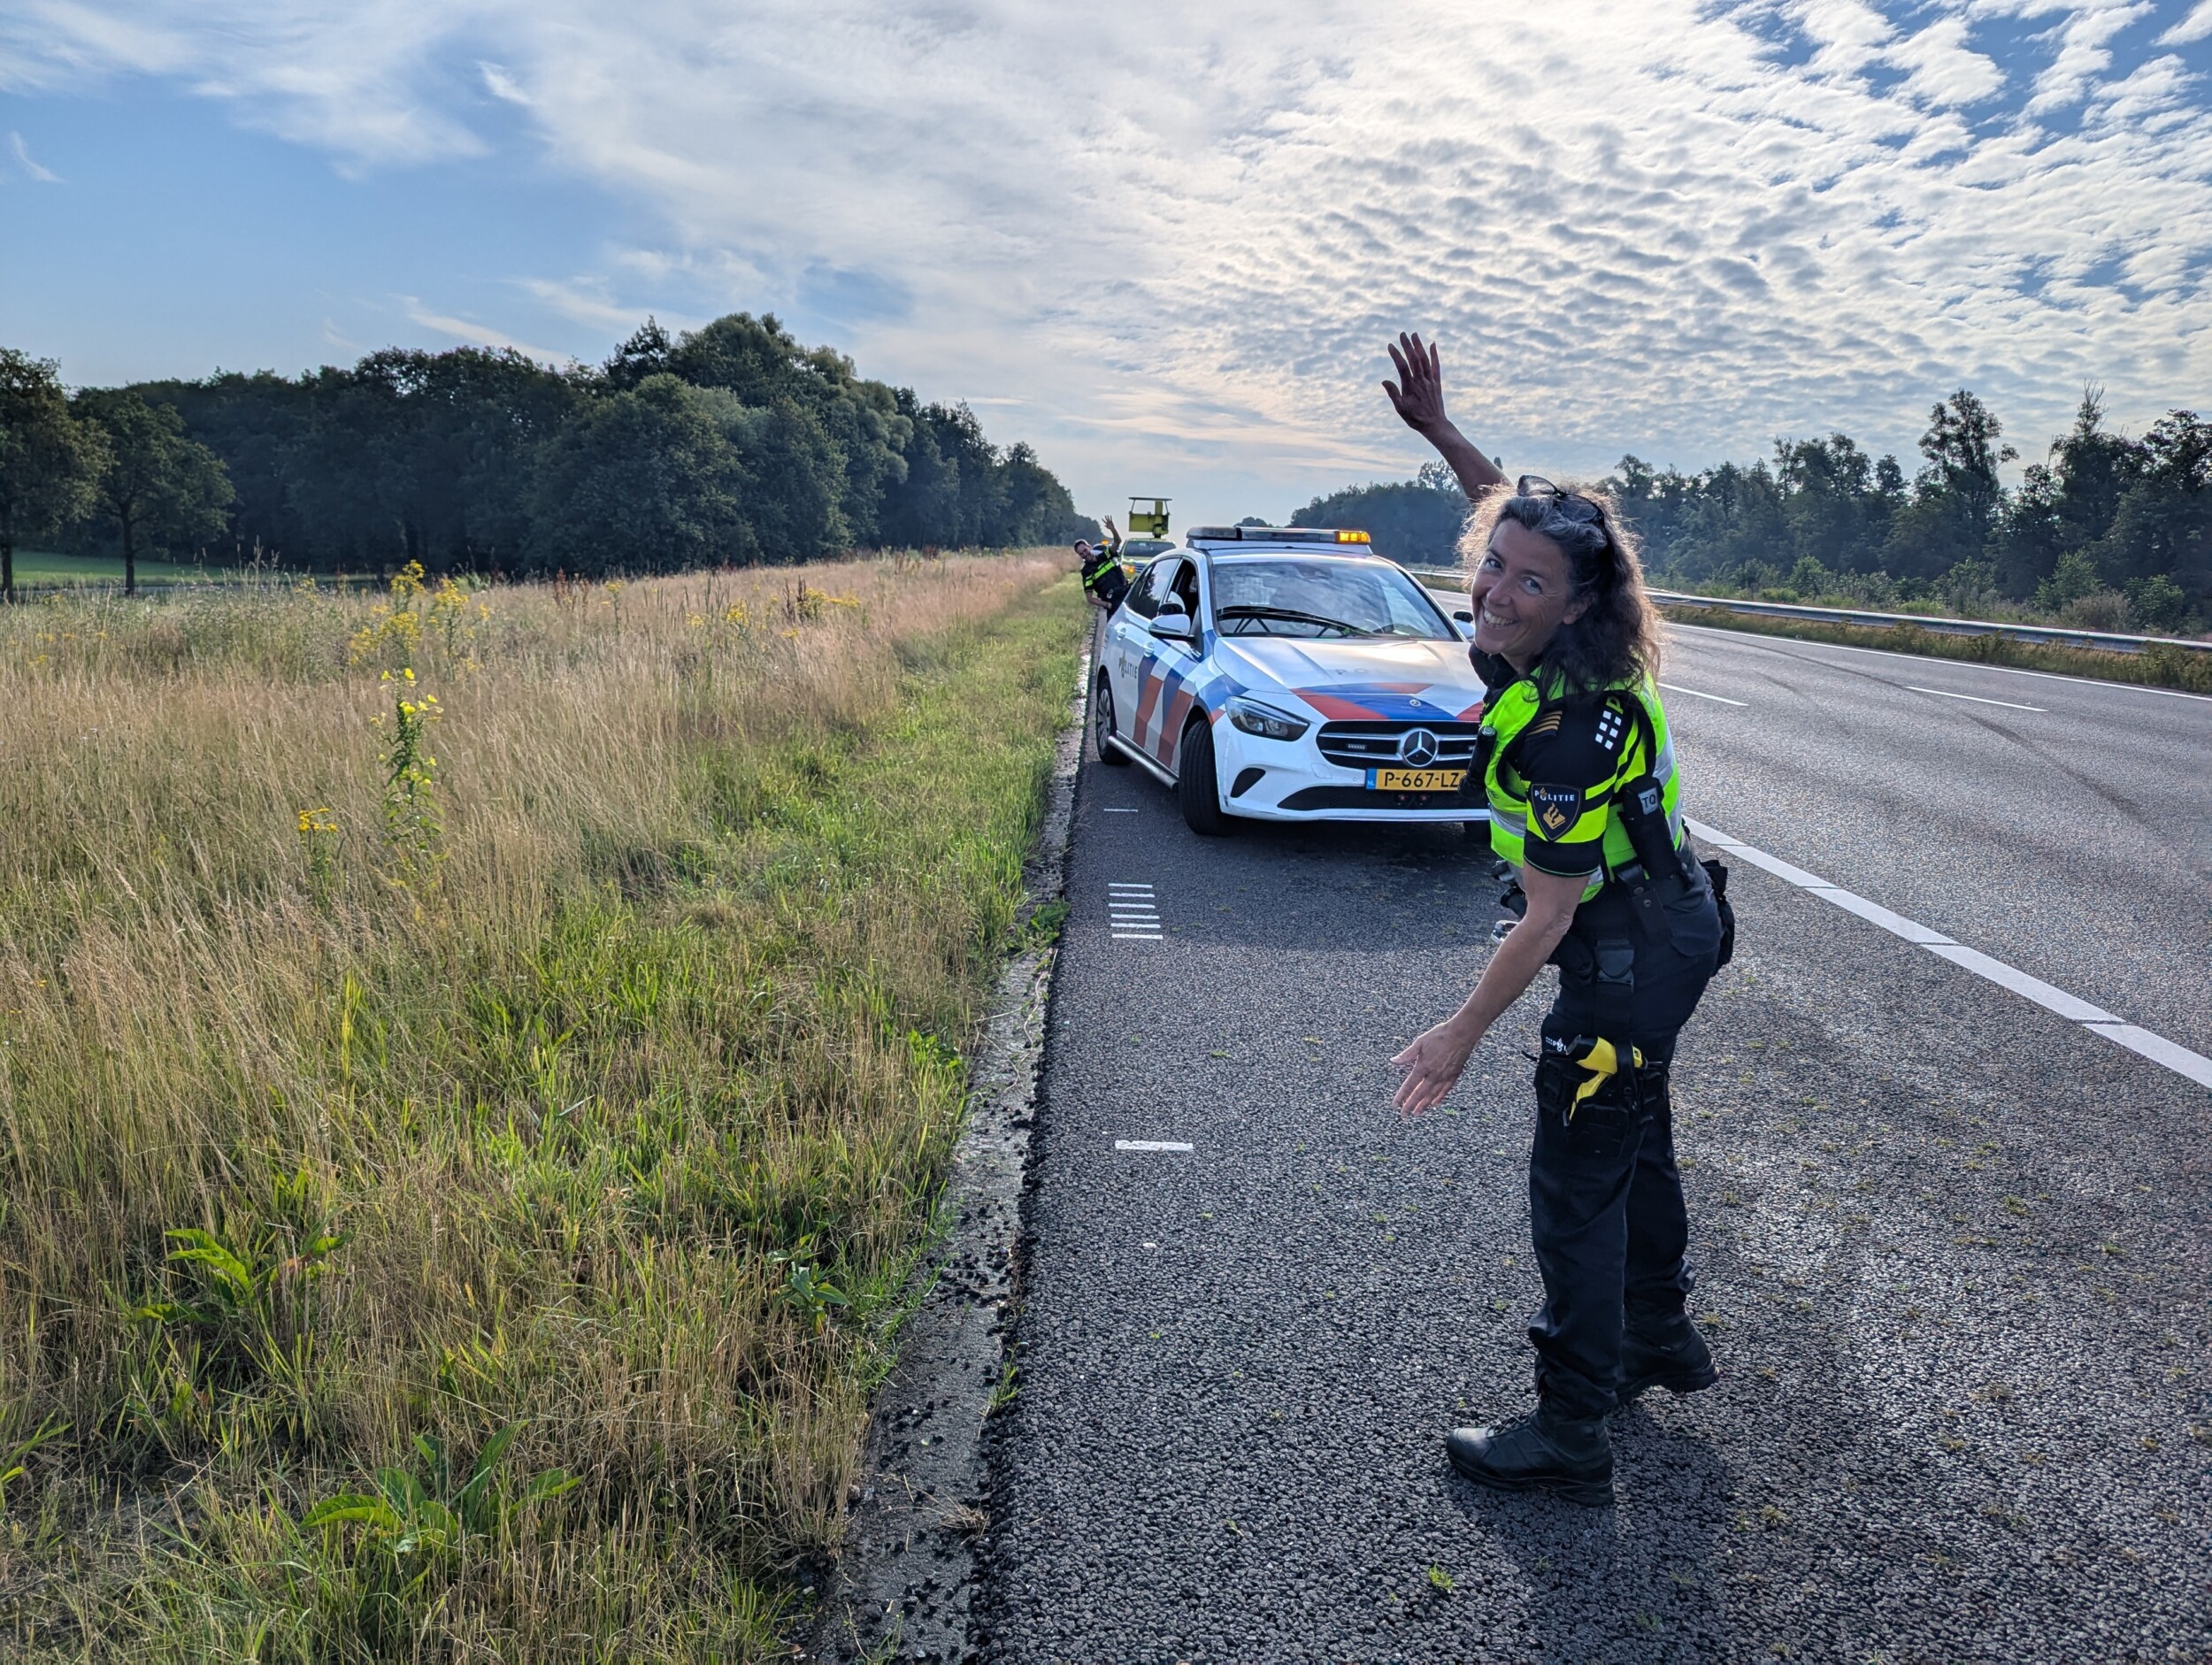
[1480, 670, 1685, 902]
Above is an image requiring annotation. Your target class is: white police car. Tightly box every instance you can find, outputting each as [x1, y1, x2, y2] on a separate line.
[1092, 525, 1490, 835]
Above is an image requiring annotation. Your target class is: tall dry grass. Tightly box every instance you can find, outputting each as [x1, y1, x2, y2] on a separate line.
[0, 555, 1084, 1660]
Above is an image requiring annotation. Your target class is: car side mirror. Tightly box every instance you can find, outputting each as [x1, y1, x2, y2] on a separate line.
[1151, 602, 1196, 641]
[1452, 608, 1474, 638]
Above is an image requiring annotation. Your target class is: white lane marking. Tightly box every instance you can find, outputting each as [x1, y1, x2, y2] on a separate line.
[1670, 621, 2212, 705]
[1658, 680, 1747, 707]
[1919, 943, 2115, 1023]
[1109, 883, 1154, 891]
[2081, 1024, 2212, 1089]
[1103, 806, 1141, 813]
[1115, 1139, 1194, 1153]
[1814, 886, 1954, 946]
[1907, 685, 2045, 713]
[1687, 817, 2212, 1092]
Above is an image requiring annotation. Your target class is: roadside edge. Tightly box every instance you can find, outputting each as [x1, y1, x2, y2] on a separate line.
[805, 629, 1092, 1664]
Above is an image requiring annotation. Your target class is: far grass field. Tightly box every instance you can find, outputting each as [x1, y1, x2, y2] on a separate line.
[0, 554, 1086, 1660]
[4, 550, 273, 586]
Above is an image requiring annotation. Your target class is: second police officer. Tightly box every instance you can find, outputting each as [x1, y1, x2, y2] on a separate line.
[1382, 332, 1735, 1506]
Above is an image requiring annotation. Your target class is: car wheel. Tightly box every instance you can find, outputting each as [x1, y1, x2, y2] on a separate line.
[1094, 671, 1130, 765]
[1177, 714, 1230, 836]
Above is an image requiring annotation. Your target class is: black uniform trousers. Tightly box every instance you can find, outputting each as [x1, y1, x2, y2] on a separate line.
[1526, 868, 1724, 1420]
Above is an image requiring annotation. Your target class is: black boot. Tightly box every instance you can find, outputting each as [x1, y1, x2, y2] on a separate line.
[1444, 1405, 1613, 1507]
[1619, 1314, 1718, 1400]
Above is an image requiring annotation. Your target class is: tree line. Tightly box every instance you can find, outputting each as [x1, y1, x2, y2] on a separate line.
[1294, 389, 2211, 633]
[0, 315, 1096, 599]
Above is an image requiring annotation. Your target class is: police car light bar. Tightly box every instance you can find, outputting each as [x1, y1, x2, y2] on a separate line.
[1187, 526, 1373, 544]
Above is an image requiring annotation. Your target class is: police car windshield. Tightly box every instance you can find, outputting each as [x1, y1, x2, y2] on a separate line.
[1211, 557, 1452, 641]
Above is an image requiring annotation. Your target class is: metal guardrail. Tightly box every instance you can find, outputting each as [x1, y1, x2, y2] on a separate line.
[1405, 567, 2212, 657]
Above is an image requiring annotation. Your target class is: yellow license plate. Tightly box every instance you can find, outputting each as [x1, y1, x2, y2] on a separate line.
[1367, 768, 1466, 791]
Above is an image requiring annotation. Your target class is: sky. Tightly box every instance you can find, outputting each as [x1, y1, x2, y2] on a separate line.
[4, 0, 2211, 530]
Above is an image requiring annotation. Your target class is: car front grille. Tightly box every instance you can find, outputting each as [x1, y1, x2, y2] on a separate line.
[1279, 786, 1485, 811]
[1315, 720, 1482, 771]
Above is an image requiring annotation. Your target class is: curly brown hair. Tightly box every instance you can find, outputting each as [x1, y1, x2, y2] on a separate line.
[1459, 480, 1664, 693]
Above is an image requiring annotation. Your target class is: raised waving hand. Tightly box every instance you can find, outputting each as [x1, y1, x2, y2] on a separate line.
[1381, 332, 1507, 500]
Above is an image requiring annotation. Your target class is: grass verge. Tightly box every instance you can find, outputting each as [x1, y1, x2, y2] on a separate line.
[1661, 602, 2212, 695]
[0, 555, 1085, 1660]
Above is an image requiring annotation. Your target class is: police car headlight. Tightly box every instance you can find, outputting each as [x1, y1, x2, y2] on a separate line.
[1225, 697, 1310, 741]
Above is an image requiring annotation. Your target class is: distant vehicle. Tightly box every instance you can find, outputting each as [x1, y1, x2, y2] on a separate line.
[1092, 525, 1489, 834]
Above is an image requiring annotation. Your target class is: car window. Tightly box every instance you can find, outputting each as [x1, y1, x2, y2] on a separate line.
[1122, 539, 1177, 559]
[1168, 560, 1200, 618]
[1124, 560, 1169, 619]
[1210, 558, 1453, 640]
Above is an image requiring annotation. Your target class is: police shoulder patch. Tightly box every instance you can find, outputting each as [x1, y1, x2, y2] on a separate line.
[1529, 782, 1582, 837]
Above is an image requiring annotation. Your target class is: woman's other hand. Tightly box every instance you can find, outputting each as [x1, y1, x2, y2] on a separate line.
[1388, 865, 1583, 1117]
[1393, 1015, 1482, 1116]
[1383, 332, 1448, 436]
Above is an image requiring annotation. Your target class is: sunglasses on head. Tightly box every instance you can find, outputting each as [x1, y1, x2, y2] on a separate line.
[1517, 475, 1604, 525]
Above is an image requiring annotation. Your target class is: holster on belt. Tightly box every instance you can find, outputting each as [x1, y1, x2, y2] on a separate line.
[1536, 1034, 1647, 1124]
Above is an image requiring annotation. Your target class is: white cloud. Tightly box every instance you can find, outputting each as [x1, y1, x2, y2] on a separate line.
[2162, 1, 2212, 44]
[4, 0, 2210, 514]
[511, 273, 697, 336]
[0, 0, 484, 165]
[2024, 1, 2154, 114]
[1889, 17, 2008, 106]
[478, 59, 527, 104]
[397, 295, 568, 364]
[7, 129, 59, 180]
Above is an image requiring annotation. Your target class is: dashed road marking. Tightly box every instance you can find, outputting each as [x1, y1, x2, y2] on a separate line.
[1114, 1139, 1194, 1153]
[1103, 806, 1140, 814]
[1110, 883, 1162, 940]
[1658, 680, 1747, 707]
[1907, 685, 2044, 712]
[1687, 817, 2212, 1092]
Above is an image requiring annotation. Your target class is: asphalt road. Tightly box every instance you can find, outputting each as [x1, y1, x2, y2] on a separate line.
[979, 624, 2211, 1664]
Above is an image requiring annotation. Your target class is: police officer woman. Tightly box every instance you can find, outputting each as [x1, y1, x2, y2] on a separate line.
[1384, 332, 1731, 1507]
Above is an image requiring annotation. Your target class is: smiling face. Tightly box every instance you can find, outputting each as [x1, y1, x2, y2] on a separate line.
[1468, 517, 1590, 670]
